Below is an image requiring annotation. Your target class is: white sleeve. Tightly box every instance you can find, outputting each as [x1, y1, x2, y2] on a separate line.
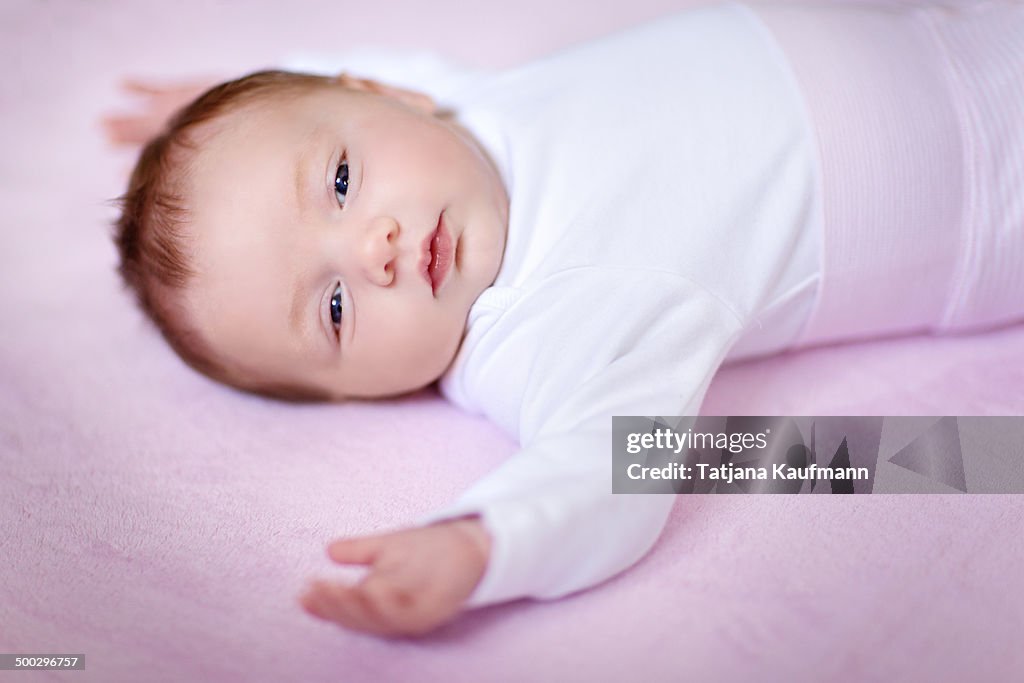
[418, 271, 745, 608]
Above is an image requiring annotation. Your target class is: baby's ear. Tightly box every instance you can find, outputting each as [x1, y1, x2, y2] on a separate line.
[334, 72, 437, 115]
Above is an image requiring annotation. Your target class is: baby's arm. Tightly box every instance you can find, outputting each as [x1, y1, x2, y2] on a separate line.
[416, 272, 745, 609]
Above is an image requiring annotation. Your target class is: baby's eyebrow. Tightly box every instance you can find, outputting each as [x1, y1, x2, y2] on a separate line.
[290, 277, 336, 357]
[293, 122, 331, 226]
[294, 141, 315, 226]
[289, 280, 308, 340]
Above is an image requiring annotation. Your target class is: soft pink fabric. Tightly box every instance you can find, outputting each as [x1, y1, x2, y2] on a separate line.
[1, 1, 1022, 681]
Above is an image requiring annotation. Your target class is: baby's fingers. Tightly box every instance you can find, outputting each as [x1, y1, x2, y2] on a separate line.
[101, 115, 161, 146]
[301, 581, 394, 636]
[121, 78, 167, 95]
[326, 535, 386, 566]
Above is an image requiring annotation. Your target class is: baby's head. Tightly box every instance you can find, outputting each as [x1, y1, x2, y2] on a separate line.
[113, 70, 508, 401]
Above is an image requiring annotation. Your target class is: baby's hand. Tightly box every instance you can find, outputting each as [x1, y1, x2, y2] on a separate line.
[299, 516, 491, 637]
[101, 77, 222, 147]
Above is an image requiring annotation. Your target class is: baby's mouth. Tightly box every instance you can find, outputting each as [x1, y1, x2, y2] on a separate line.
[421, 212, 453, 297]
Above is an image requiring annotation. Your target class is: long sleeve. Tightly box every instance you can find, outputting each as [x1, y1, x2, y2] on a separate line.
[421, 270, 745, 608]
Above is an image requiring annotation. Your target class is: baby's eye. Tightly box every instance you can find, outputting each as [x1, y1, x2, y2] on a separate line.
[334, 160, 349, 208]
[329, 282, 344, 332]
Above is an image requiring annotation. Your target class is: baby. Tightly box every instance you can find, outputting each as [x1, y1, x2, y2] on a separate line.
[105, 1, 1024, 637]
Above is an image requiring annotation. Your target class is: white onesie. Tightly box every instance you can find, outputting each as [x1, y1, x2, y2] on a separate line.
[414, 3, 822, 607]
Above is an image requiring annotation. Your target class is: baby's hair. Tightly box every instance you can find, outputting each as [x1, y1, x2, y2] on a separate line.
[111, 70, 338, 403]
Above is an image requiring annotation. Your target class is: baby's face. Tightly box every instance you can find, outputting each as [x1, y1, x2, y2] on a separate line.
[184, 82, 508, 399]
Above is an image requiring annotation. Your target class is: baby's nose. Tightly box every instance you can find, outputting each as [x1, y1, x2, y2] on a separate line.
[361, 216, 398, 286]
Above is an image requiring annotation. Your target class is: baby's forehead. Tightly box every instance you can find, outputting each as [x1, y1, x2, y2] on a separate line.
[183, 95, 329, 256]
[200, 98, 300, 149]
[191, 84, 370, 169]
[186, 101, 310, 181]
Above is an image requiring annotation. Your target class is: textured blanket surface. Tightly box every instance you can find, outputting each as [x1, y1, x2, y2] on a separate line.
[2, 0, 1022, 681]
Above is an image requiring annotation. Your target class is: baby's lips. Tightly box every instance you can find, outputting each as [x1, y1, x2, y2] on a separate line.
[429, 212, 455, 295]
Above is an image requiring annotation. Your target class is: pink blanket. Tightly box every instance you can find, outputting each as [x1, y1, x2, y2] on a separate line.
[2, 0, 1021, 680]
